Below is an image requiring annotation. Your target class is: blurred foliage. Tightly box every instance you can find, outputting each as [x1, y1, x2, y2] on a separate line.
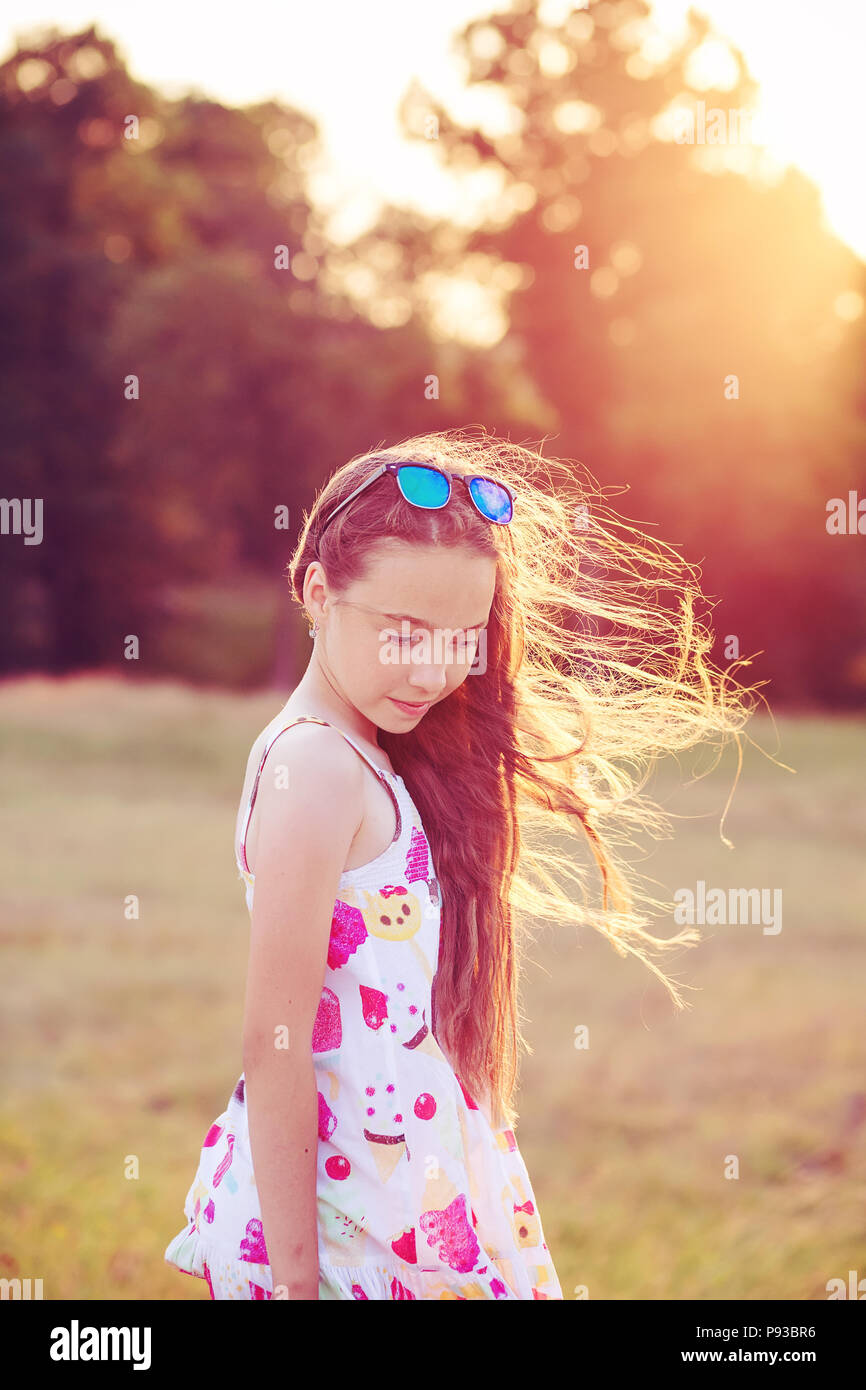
[1, 5, 864, 701]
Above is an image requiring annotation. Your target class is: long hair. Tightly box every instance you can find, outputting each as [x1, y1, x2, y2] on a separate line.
[287, 427, 764, 1132]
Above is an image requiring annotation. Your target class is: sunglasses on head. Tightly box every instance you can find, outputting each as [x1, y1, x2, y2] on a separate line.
[314, 461, 515, 554]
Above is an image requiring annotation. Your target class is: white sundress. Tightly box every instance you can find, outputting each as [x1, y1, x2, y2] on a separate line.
[164, 714, 564, 1300]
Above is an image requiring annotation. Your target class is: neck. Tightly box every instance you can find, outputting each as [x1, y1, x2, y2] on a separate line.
[286, 658, 381, 750]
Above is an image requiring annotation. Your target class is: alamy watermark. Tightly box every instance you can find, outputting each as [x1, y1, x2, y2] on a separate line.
[674, 100, 768, 146]
[378, 621, 487, 675]
[0, 497, 43, 544]
[49, 1320, 151, 1369]
[674, 880, 782, 935]
[1, 1276, 43, 1298]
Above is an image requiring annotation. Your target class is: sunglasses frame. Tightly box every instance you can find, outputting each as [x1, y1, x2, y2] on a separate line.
[314, 461, 516, 554]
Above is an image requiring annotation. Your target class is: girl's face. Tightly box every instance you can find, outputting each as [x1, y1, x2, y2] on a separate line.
[307, 541, 497, 730]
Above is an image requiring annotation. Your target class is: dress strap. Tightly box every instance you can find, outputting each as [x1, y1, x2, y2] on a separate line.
[236, 715, 398, 875]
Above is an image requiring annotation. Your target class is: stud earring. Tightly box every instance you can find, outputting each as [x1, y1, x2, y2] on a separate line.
[308, 618, 319, 638]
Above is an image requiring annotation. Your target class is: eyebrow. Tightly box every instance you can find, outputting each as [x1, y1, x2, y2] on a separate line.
[381, 610, 488, 630]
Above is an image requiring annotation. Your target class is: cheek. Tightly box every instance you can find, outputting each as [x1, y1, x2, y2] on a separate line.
[368, 637, 393, 688]
[334, 630, 377, 686]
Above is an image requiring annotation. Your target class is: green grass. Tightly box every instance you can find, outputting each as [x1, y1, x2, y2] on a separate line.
[1, 674, 863, 1300]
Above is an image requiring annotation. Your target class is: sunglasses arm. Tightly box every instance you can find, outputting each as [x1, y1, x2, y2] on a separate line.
[316, 464, 389, 544]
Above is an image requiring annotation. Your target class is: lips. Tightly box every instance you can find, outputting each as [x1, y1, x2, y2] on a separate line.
[389, 697, 431, 714]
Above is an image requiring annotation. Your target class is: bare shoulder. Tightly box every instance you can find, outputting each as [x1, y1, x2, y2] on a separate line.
[243, 715, 363, 786]
[242, 719, 366, 874]
[257, 718, 367, 792]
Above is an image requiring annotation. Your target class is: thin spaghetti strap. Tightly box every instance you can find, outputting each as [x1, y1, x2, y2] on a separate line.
[236, 715, 399, 875]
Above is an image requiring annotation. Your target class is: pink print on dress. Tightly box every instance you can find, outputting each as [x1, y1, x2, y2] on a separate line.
[455, 1075, 479, 1111]
[391, 1227, 417, 1264]
[239, 1218, 269, 1264]
[513, 1197, 541, 1245]
[405, 827, 440, 905]
[312, 986, 341, 1052]
[249, 1280, 271, 1299]
[202, 1122, 224, 1147]
[418, 1192, 481, 1274]
[325, 1154, 351, 1181]
[204, 1199, 215, 1223]
[318, 1091, 337, 1141]
[360, 984, 388, 1030]
[328, 900, 368, 969]
[390, 1275, 417, 1300]
[405, 827, 430, 882]
[212, 1132, 235, 1187]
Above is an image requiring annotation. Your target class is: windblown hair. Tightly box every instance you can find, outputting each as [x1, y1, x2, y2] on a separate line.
[288, 427, 763, 1132]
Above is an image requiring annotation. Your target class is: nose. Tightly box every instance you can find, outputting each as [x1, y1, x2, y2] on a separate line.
[406, 660, 448, 701]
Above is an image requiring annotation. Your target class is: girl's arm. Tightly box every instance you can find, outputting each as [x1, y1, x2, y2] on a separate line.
[241, 726, 365, 1300]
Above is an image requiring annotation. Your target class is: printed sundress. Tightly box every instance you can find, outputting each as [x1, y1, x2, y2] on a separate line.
[164, 713, 564, 1300]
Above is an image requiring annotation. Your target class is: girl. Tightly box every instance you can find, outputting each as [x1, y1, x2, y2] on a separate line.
[164, 428, 757, 1300]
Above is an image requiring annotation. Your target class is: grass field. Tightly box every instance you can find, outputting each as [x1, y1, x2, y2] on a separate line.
[1, 673, 864, 1300]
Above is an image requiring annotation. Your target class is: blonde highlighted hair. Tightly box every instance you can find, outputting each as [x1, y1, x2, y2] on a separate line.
[288, 427, 763, 1132]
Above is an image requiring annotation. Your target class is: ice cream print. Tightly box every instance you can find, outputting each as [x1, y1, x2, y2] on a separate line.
[361, 884, 422, 941]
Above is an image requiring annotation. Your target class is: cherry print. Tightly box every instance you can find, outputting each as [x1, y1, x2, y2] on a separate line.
[414, 1093, 436, 1120]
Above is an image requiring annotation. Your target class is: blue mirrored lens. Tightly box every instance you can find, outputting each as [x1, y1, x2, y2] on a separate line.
[469, 476, 513, 522]
[397, 465, 450, 508]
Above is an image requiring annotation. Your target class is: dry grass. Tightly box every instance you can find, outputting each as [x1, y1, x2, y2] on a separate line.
[1, 674, 863, 1299]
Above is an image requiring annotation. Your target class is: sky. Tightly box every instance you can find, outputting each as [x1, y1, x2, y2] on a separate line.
[2, 0, 864, 260]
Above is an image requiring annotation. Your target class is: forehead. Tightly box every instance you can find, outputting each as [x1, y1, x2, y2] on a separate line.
[352, 542, 497, 627]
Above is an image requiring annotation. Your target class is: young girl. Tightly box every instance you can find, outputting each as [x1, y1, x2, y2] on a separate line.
[164, 429, 756, 1300]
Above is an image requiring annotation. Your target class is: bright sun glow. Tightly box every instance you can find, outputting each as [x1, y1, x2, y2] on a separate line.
[3, 0, 864, 261]
[648, 0, 866, 260]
